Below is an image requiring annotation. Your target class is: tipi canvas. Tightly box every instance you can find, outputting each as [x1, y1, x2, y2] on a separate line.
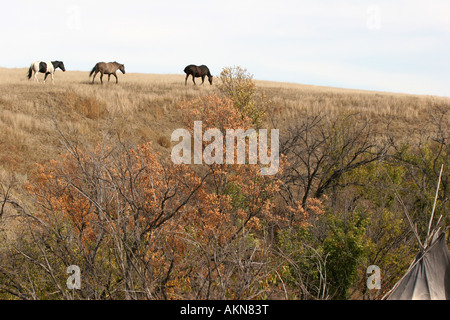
[386, 230, 450, 300]
[385, 165, 449, 300]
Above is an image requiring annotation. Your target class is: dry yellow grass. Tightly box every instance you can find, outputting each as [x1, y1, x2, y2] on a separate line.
[0, 67, 448, 178]
[256, 79, 449, 134]
[0, 68, 214, 173]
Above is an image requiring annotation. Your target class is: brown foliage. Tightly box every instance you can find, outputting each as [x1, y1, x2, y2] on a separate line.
[4, 91, 321, 300]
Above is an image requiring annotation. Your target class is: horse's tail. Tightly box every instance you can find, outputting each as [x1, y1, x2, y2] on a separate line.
[27, 65, 33, 80]
[89, 64, 97, 77]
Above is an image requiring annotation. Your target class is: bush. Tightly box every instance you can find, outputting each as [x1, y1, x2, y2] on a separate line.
[218, 66, 266, 128]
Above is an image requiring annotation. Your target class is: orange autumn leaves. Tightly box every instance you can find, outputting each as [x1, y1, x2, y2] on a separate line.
[25, 94, 324, 298]
[27, 144, 201, 252]
[180, 95, 323, 230]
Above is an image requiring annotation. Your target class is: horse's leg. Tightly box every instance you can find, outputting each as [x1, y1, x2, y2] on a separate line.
[92, 71, 98, 83]
[185, 74, 189, 86]
[51, 72, 54, 84]
[201, 75, 205, 85]
[113, 72, 118, 84]
[34, 71, 39, 83]
[108, 74, 111, 82]
[192, 73, 196, 85]
[43, 72, 49, 84]
[100, 72, 104, 84]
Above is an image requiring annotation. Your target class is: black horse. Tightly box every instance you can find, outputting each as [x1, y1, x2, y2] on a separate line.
[184, 65, 213, 85]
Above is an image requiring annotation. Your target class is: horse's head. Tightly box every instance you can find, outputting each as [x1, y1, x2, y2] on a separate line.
[119, 64, 126, 74]
[208, 75, 213, 85]
[53, 61, 66, 72]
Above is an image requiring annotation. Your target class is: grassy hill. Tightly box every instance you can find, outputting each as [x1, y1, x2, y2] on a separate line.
[1, 67, 448, 177]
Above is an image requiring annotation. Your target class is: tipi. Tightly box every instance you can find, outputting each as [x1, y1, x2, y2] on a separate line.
[384, 165, 450, 300]
[385, 228, 449, 300]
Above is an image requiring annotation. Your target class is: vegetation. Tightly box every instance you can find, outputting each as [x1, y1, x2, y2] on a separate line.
[0, 67, 448, 299]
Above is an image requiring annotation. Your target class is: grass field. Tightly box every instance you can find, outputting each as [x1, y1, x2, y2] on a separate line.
[1, 66, 448, 177]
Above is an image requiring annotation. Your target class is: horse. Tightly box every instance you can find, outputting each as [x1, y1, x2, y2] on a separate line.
[89, 62, 125, 84]
[27, 61, 66, 83]
[184, 65, 213, 85]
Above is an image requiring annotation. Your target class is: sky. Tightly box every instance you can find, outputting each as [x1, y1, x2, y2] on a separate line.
[2, 0, 449, 97]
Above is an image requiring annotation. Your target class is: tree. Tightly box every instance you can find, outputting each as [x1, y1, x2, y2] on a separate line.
[279, 111, 391, 208]
[218, 66, 267, 128]
[1, 132, 204, 299]
[175, 94, 300, 299]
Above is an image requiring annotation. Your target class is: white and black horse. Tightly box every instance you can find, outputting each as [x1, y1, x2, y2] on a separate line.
[27, 61, 66, 83]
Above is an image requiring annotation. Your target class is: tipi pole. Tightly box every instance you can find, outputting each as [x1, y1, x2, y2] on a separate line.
[426, 164, 444, 247]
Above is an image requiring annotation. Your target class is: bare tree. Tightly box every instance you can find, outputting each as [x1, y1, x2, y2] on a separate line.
[279, 111, 391, 208]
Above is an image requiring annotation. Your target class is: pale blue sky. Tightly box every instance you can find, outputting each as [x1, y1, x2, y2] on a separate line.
[2, 0, 449, 96]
